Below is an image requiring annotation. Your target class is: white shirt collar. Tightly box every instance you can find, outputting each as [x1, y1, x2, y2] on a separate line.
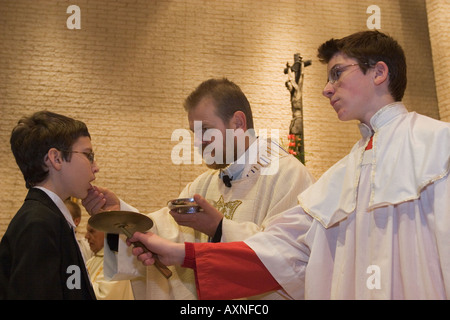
[358, 102, 408, 139]
[33, 186, 76, 229]
[370, 102, 408, 131]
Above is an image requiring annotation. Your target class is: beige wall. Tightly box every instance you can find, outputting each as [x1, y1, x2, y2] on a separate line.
[426, 0, 450, 122]
[0, 0, 444, 238]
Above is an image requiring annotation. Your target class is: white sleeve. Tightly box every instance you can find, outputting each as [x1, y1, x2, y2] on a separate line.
[432, 174, 450, 294]
[119, 199, 140, 213]
[244, 205, 313, 299]
[103, 234, 146, 281]
[103, 199, 145, 281]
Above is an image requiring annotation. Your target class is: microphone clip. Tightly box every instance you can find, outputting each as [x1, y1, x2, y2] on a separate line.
[222, 174, 232, 188]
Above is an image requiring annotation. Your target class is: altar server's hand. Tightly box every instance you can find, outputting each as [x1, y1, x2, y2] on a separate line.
[127, 231, 185, 266]
[169, 194, 223, 237]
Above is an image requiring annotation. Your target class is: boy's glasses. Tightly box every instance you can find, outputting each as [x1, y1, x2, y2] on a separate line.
[64, 150, 95, 163]
[327, 63, 362, 84]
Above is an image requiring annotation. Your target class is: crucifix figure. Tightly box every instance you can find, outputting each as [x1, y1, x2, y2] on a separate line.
[284, 53, 311, 164]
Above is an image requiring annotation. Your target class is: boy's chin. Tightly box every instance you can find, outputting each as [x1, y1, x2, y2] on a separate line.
[75, 189, 89, 201]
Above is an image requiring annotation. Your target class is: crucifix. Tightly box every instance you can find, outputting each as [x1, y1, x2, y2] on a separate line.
[284, 53, 311, 164]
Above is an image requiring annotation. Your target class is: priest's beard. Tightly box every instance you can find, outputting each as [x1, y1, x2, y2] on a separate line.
[201, 144, 230, 170]
[198, 140, 235, 170]
[197, 129, 253, 170]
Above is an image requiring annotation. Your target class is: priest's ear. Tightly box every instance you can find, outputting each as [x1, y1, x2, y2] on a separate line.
[230, 111, 247, 131]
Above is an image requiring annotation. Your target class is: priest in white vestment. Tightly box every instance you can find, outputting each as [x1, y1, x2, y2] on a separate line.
[83, 78, 315, 300]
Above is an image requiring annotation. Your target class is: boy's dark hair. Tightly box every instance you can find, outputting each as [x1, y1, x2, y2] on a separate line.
[317, 30, 407, 101]
[184, 78, 254, 129]
[10, 111, 90, 189]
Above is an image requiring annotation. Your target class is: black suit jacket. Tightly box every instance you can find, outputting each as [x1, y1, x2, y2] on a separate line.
[0, 188, 96, 300]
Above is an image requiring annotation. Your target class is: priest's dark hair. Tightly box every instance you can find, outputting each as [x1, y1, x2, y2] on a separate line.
[184, 78, 254, 129]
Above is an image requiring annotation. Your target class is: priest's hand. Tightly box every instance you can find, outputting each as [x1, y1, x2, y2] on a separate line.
[169, 194, 223, 237]
[82, 185, 120, 215]
[127, 231, 185, 266]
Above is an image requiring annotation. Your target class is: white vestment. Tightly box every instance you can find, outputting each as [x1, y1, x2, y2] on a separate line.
[245, 103, 450, 299]
[104, 137, 315, 299]
[85, 248, 134, 300]
[75, 232, 93, 262]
